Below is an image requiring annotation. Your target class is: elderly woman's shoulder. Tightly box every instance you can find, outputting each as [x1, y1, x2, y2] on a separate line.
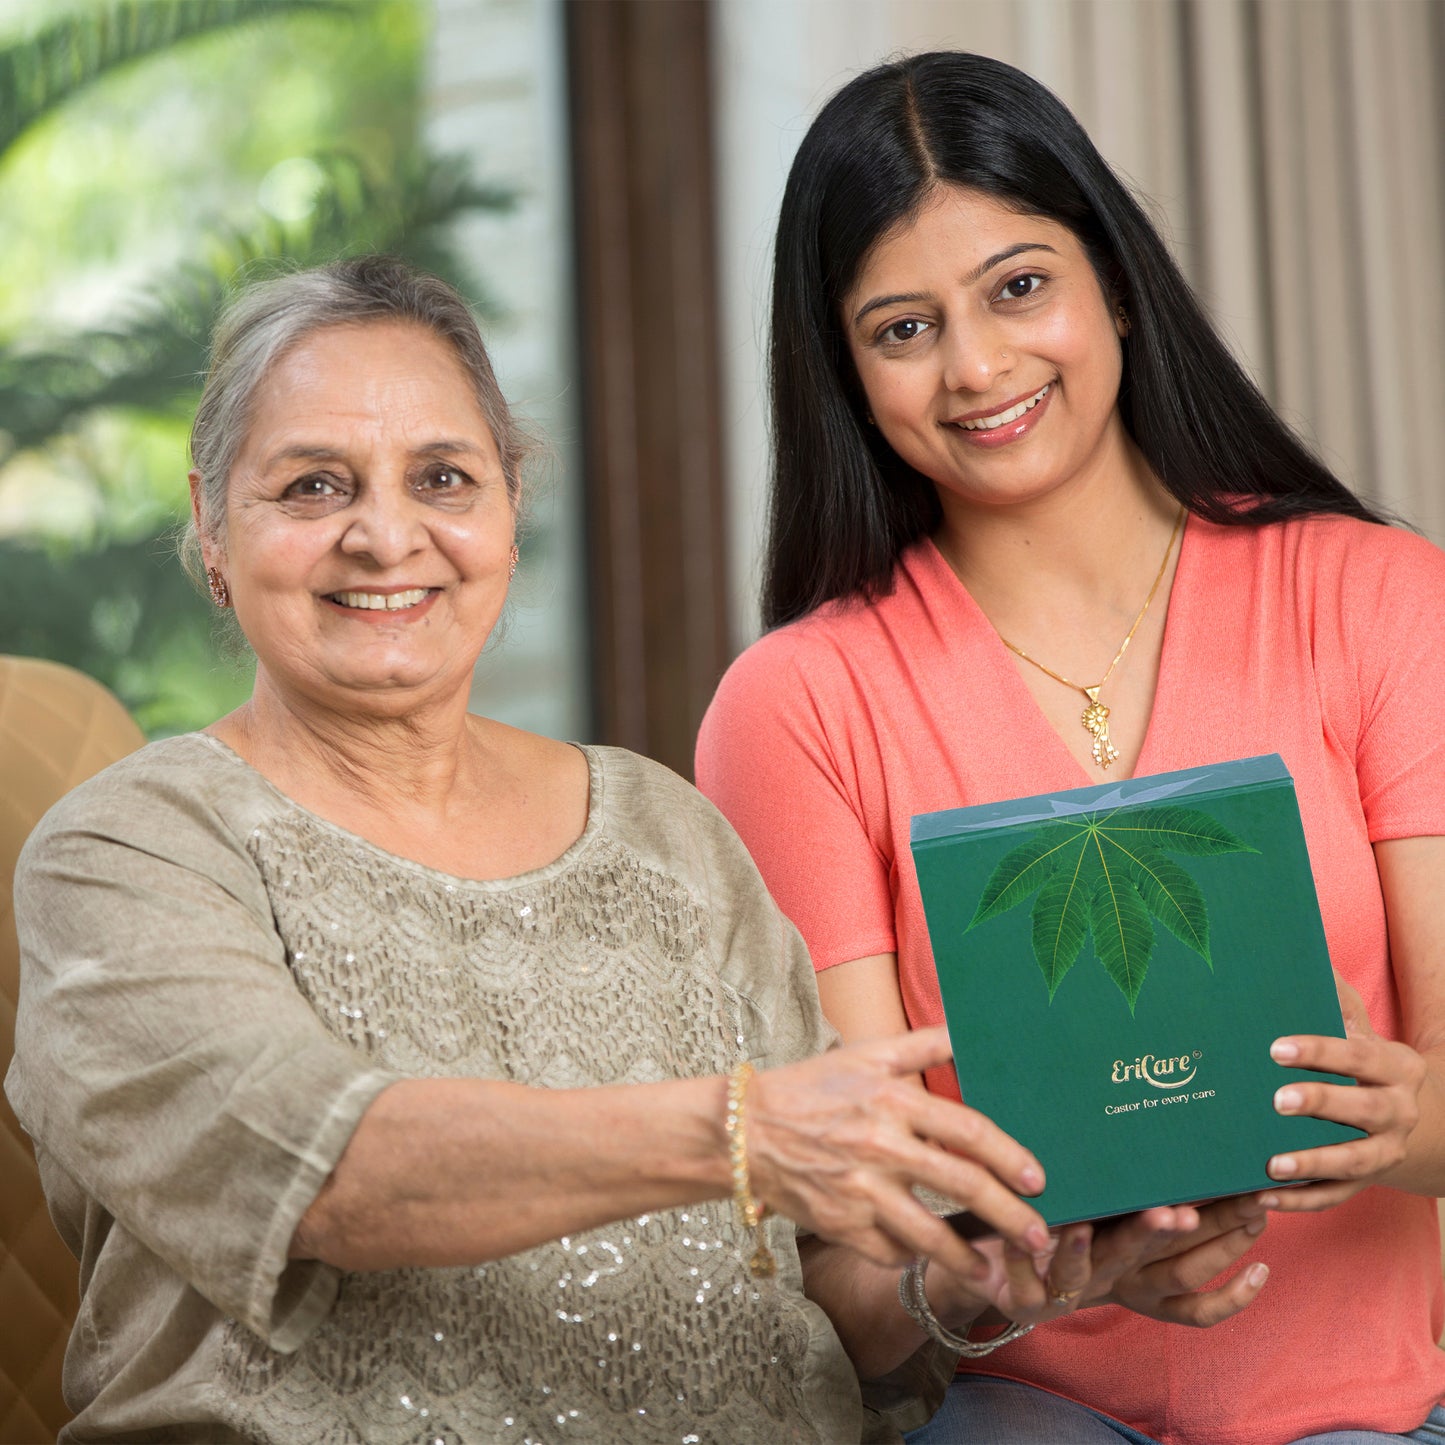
[586, 744, 766, 872]
[20, 731, 262, 864]
[588, 743, 720, 819]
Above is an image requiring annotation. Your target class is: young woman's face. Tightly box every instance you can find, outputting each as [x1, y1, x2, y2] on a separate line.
[843, 184, 1131, 517]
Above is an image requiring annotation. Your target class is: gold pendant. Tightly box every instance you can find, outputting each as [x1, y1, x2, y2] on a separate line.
[1081, 687, 1120, 770]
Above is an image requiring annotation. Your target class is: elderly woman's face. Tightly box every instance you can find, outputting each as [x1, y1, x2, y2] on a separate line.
[202, 320, 514, 715]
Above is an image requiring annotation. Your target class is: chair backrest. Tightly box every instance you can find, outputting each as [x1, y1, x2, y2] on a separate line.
[0, 656, 146, 1445]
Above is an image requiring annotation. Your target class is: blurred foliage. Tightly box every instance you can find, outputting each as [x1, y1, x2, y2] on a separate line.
[0, 0, 512, 735]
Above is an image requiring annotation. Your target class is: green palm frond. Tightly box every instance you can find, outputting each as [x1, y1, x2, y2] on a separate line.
[0, 0, 341, 155]
[0, 151, 515, 456]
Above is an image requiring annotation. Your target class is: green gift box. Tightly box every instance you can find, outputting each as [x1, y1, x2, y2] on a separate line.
[910, 754, 1361, 1226]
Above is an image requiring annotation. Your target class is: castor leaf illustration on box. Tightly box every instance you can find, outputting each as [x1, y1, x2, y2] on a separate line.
[965, 805, 1257, 1010]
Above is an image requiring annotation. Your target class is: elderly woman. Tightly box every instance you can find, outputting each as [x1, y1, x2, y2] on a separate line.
[1, 256, 1185, 1445]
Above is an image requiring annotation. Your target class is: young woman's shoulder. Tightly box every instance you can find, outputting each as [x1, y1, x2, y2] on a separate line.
[1213, 514, 1445, 723]
[711, 556, 941, 717]
[700, 602, 882, 763]
[1284, 512, 1445, 615]
[1195, 511, 1445, 602]
[1286, 508, 1440, 561]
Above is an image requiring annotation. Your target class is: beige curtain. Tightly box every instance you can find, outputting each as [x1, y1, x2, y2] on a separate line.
[715, 0, 1445, 623]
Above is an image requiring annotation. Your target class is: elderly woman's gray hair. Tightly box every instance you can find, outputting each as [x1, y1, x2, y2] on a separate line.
[183, 255, 529, 582]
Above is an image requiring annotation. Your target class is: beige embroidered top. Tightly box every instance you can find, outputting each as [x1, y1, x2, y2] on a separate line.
[6, 735, 868, 1445]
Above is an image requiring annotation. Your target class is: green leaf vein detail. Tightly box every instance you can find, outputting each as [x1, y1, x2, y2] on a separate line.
[965, 803, 1254, 1010]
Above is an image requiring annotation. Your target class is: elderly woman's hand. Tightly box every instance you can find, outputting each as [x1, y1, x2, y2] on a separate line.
[747, 1027, 1054, 1280]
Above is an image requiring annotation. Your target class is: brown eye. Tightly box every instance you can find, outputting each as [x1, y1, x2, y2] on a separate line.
[420, 465, 471, 492]
[284, 474, 342, 499]
[881, 318, 929, 344]
[998, 274, 1045, 301]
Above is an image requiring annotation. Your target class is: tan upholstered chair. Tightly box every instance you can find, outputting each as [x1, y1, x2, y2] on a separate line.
[0, 656, 145, 1444]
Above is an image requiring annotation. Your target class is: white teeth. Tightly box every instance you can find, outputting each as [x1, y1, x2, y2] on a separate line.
[959, 383, 1050, 431]
[331, 589, 430, 611]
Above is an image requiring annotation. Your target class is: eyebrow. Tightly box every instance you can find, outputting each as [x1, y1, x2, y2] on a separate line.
[261, 438, 491, 469]
[851, 242, 1060, 327]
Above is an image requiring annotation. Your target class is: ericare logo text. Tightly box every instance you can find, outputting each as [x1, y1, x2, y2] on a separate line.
[1111, 1051, 1201, 1089]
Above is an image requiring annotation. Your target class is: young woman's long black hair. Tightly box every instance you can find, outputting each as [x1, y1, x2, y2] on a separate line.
[764, 51, 1382, 629]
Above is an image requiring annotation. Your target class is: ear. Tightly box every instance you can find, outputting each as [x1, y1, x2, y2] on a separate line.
[189, 470, 221, 568]
[1112, 299, 1132, 338]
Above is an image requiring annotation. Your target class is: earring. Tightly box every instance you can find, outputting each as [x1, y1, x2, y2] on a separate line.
[508, 543, 519, 581]
[864, 412, 876, 427]
[206, 567, 231, 609]
[1116, 302, 1132, 335]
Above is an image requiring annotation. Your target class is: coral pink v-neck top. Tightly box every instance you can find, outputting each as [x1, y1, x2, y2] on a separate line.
[697, 513, 1445, 1444]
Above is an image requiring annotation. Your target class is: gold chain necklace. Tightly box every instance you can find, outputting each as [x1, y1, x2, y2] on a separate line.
[997, 507, 1185, 770]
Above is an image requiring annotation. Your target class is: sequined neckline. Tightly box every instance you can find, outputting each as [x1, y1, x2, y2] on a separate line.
[189, 731, 605, 892]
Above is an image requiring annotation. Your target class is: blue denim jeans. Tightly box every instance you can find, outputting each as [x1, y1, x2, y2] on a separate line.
[903, 1377, 1445, 1445]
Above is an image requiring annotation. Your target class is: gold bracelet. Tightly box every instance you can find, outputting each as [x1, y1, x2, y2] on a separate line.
[725, 1061, 777, 1279]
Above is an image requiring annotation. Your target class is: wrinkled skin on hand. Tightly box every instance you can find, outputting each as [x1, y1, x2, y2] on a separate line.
[746, 1027, 1055, 1280]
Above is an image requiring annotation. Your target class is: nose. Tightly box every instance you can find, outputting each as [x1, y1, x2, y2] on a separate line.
[338, 484, 429, 567]
[940, 317, 1012, 395]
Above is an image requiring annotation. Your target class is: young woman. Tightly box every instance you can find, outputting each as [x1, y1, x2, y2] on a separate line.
[697, 52, 1445, 1444]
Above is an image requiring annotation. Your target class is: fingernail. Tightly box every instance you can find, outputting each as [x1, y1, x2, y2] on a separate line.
[1026, 1224, 1052, 1254]
[1269, 1155, 1299, 1178]
[1072, 1232, 1090, 1254]
[1260, 1193, 1281, 1210]
[1274, 1087, 1302, 1113]
[971, 1258, 992, 1281]
[1270, 1039, 1300, 1063]
[1246, 1217, 1266, 1236]
[1020, 1166, 1044, 1193]
[1247, 1263, 1270, 1287]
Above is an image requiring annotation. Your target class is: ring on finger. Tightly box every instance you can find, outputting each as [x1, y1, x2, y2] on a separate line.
[1049, 1285, 1084, 1307]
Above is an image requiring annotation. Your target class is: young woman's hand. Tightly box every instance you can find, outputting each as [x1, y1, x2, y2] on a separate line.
[1264, 974, 1427, 1210]
[1089, 1195, 1270, 1324]
[747, 1027, 1055, 1281]
[920, 1196, 1267, 1335]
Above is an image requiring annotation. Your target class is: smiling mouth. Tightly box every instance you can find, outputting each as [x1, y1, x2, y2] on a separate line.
[326, 588, 435, 611]
[954, 383, 1051, 431]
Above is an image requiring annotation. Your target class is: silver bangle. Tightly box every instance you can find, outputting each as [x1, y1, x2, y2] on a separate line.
[897, 1257, 1036, 1357]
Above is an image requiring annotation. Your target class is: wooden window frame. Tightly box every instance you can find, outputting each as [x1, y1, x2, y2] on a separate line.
[566, 0, 729, 780]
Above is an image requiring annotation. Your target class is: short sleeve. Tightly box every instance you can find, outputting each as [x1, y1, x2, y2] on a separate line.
[1343, 527, 1445, 841]
[4, 762, 403, 1351]
[696, 631, 896, 971]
